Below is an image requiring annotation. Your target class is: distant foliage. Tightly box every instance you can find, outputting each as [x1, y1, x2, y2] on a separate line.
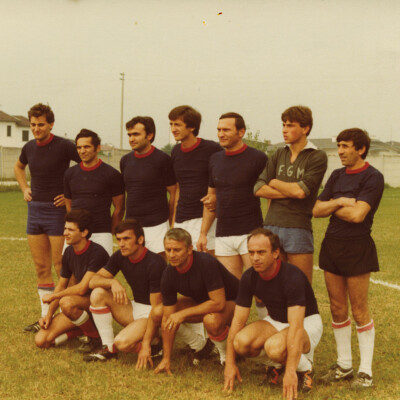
[161, 143, 174, 156]
[243, 131, 270, 153]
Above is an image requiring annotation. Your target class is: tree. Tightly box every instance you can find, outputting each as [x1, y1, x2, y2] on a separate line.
[161, 143, 173, 155]
[243, 131, 270, 153]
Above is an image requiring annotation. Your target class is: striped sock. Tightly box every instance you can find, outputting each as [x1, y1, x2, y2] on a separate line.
[90, 306, 115, 352]
[208, 325, 229, 364]
[356, 320, 375, 377]
[332, 317, 352, 370]
[70, 311, 99, 339]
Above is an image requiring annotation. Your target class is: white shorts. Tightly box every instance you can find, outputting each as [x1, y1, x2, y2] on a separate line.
[174, 218, 216, 250]
[131, 300, 152, 320]
[143, 220, 169, 254]
[215, 234, 248, 256]
[91, 232, 113, 256]
[264, 313, 323, 361]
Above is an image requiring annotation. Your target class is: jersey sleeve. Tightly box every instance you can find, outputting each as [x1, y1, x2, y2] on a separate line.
[161, 154, 176, 187]
[235, 269, 254, 308]
[208, 154, 217, 188]
[104, 251, 122, 276]
[19, 143, 29, 165]
[88, 245, 110, 273]
[356, 169, 384, 209]
[284, 270, 307, 308]
[67, 140, 81, 163]
[318, 169, 337, 201]
[201, 258, 225, 293]
[60, 248, 73, 279]
[254, 150, 277, 193]
[161, 267, 178, 306]
[109, 168, 125, 197]
[148, 256, 167, 293]
[63, 167, 73, 199]
[297, 150, 328, 197]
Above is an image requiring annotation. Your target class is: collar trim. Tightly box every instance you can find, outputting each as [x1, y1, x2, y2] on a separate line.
[258, 259, 281, 281]
[134, 146, 155, 158]
[74, 240, 91, 255]
[80, 159, 102, 171]
[129, 247, 148, 263]
[225, 143, 247, 156]
[36, 133, 54, 147]
[181, 138, 201, 153]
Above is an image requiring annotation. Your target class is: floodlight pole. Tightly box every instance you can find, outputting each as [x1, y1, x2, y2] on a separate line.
[120, 72, 125, 149]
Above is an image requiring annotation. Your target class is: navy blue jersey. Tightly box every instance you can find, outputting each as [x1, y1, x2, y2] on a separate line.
[171, 138, 222, 223]
[120, 146, 176, 227]
[105, 248, 166, 305]
[64, 160, 124, 233]
[19, 134, 80, 202]
[61, 241, 109, 283]
[318, 163, 384, 237]
[161, 251, 239, 306]
[236, 261, 319, 323]
[209, 145, 267, 237]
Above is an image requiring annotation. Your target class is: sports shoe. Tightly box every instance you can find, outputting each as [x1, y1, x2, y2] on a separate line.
[83, 345, 118, 362]
[191, 339, 215, 366]
[351, 372, 373, 389]
[76, 336, 102, 353]
[23, 321, 40, 333]
[320, 364, 354, 383]
[297, 368, 314, 393]
[263, 366, 285, 386]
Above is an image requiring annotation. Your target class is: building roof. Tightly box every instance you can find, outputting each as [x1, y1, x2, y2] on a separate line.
[0, 110, 30, 127]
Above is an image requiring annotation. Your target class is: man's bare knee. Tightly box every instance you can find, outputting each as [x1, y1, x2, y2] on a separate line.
[35, 331, 51, 349]
[90, 287, 109, 306]
[114, 334, 136, 353]
[233, 331, 252, 356]
[59, 296, 79, 316]
[152, 303, 163, 323]
[265, 334, 286, 362]
[330, 301, 348, 322]
[203, 313, 224, 337]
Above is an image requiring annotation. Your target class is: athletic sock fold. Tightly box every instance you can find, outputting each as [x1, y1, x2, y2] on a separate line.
[356, 320, 374, 377]
[90, 306, 115, 352]
[332, 317, 352, 370]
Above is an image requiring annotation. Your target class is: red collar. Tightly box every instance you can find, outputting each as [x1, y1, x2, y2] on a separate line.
[74, 240, 91, 255]
[80, 159, 102, 171]
[258, 259, 281, 281]
[129, 247, 148, 263]
[36, 133, 54, 147]
[346, 162, 369, 174]
[225, 143, 247, 156]
[134, 146, 155, 158]
[181, 138, 201, 153]
[176, 253, 193, 274]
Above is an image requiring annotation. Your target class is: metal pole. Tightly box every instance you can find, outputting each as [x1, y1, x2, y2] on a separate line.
[120, 72, 125, 149]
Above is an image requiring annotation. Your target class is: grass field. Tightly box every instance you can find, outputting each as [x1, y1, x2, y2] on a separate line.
[0, 189, 399, 399]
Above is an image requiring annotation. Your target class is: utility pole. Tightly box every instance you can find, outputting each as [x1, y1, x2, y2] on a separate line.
[120, 72, 125, 149]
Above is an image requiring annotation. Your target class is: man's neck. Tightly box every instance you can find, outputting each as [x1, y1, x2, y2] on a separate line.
[82, 156, 99, 169]
[135, 143, 152, 155]
[225, 140, 244, 153]
[347, 159, 366, 171]
[72, 238, 88, 253]
[181, 134, 198, 149]
[289, 138, 308, 157]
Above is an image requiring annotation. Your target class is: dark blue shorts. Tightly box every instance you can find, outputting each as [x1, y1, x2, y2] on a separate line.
[264, 225, 314, 254]
[27, 201, 66, 236]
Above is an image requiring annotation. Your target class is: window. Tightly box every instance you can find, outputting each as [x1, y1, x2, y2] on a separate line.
[7, 125, 11, 137]
[22, 130, 29, 142]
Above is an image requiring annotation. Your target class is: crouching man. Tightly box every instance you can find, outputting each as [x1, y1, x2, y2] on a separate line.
[83, 219, 166, 361]
[35, 209, 109, 349]
[223, 228, 322, 399]
[138, 228, 239, 374]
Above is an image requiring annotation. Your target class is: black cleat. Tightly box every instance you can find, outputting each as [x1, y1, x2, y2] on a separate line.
[83, 345, 118, 362]
[23, 321, 41, 333]
[151, 338, 163, 359]
[76, 336, 102, 353]
[351, 372, 373, 389]
[320, 363, 354, 384]
[263, 366, 285, 386]
[297, 368, 314, 393]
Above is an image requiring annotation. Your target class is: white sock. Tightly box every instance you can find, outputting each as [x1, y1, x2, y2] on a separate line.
[332, 317, 352, 370]
[356, 320, 375, 377]
[90, 306, 115, 352]
[210, 337, 227, 364]
[177, 323, 206, 352]
[297, 354, 312, 372]
[54, 333, 68, 346]
[70, 310, 89, 326]
[38, 285, 55, 318]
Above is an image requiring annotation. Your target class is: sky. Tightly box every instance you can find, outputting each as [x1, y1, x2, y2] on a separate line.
[1, 0, 400, 149]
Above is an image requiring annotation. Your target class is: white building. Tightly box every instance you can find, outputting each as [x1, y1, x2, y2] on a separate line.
[0, 110, 31, 148]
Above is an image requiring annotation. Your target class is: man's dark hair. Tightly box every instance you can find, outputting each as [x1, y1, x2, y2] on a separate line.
[125, 116, 156, 143]
[28, 103, 55, 124]
[115, 219, 145, 244]
[281, 105, 313, 136]
[75, 129, 101, 148]
[168, 105, 202, 136]
[65, 209, 93, 239]
[336, 128, 371, 159]
[247, 227, 281, 252]
[164, 228, 192, 248]
[219, 112, 246, 131]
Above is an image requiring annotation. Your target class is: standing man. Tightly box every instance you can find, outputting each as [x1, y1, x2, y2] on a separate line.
[151, 228, 239, 374]
[83, 219, 166, 362]
[35, 209, 109, 350]
[64, 129, 125, 255]
[169, 105, 221, 252]
[14, 103, 81, 333]
[120, 116, 177, 254]
[223, 228, 322, 399]
[254, 106, 327, 283]
[313, 128, 384, 389]
[197, 112, 267, 279]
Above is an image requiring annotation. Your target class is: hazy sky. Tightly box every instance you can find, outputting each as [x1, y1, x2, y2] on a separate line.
[1, 0, 400, 148]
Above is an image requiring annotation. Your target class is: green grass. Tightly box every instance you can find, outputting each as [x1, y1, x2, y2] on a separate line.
[1, 190, 399, 399]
